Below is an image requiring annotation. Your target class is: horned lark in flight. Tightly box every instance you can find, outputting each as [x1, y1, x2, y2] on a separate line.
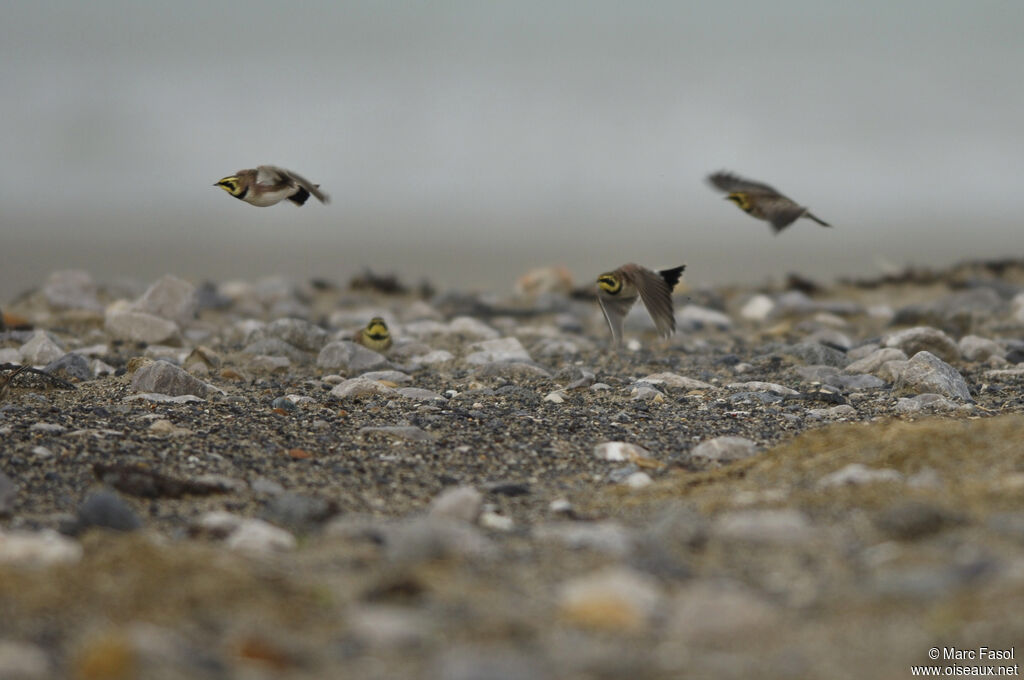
[353, 317, 393, 353]
[707, 171, 829, 233]
[596, 264, 686, 347]
[214, 165, 329, 207]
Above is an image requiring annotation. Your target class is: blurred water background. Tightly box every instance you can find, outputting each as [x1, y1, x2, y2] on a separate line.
[1, 1, 1022, 297]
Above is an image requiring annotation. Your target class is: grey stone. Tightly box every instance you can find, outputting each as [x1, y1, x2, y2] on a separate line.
[783, 341, 849, 367]
[534, 521, 634, 557]
[890, 351, 972, 400]
[428, 486, 483, 523]
[473, 362, 551, 379]
[726, 380, 798, 395]
[807, 404, 858, 419]
[637, 372, 713, 390]
[105, 308, 181, 345]
[19, 331, 64, 365]
[261, 492, 337, 532]
[359, 370, 411, 384]
[397, 387, 447, 402]
[739, 294, 774, 321]
[677, 304, 732, 331]
[668, 582, 779, 641]
[895, 393, 961, 414]
[873, 502, 964, 540]
[884, 326, 960, 363]
[448, 316, 500, 339]
[435, 646, 549, 680]
[43, 353, 91, 382]
[845, 347, 907, 375]
[464, 337, 532, 364]
[818, 463, 903, 487]
[29, 422, 65, 434]
[317, 340, 388, 372]
[0, 472, 17, 517]
[630, 385, 665, 402]
[330, 377, 398, 399]
[0, 639, 52, 679]
[263, 317, 329, 352]
[242, 338, 310, 363]
[794, 365, 885, 390]
[384, 517, 495, 563]
[76, 490, 142, 532]
[714, 509, 815, 544]
[690, 436, 758, 465]
[958, 335, 1005, 362]
[132, 274, 197, 326]
[130, 360, 220, 398]
[42, 269, 102, 311]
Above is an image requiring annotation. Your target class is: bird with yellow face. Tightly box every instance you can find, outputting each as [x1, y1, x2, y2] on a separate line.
[708, 171, 829, 233]
[596, 263, 686, 347]
[353, 317, 393, 353]
[214, 165, 329, 207]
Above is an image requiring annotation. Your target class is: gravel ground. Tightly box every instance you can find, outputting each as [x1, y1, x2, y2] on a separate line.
[1, 260, 1023, 679]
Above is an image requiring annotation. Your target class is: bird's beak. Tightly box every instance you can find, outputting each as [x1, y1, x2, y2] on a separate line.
[722, 196, 730, 200]
[212, 182, 220, 187]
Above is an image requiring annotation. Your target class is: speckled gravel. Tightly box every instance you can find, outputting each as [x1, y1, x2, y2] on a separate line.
[1, 261, 1024, 679]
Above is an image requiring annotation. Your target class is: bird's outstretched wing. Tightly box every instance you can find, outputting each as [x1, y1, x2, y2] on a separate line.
[707, 171, 781, 197]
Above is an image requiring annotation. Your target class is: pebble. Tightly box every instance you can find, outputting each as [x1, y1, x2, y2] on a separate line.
[958, 335, 1005, 362]
[740, 294, 775, 321]
[895, 393, 961, 414]
[29, 422, 66, 433]
[533, 521, 633, 557]
[0, 640, 52, 679]
[845, 347, 907, 375]
[105, 304, 182, 345]
[222, 516, 297, 553]
[408, 349, 455, 366]
[130, 360, 220, 398]
[714, 509, 815, 544]
[690, 436, 759, 466]
[42, 353, 91, 382]
[0, 528, 83, 567]
[807, 404, 858, 419]
[889, 351, 972, 400]
[676, 304, 733, 331]
[0, 472, 16, 517]
[384, 517, 495, 563]
[667, 581, 779, 642]
[435, 646, 549, 680]
[783, 341, 849, 367]
[347, 604, 430, 649]
[726, 381, 799, 395]
[76, 490, 143, 533]
[558, 566, 662, 631]
[883, 326, 960, 363]
[317, 340, 389, 372]
[261, 492, 338, 533]
[247, 354, 291, 373]
[19, 331, 64, 365]
[42, 269, 102, 311]
[428, 486, 483, 524]
[630, 385, 664, 402]
[818, 463, 903, 487]
[449, 316, 500, 339]
[873, 502, 964, 540]
[623, 471, 653, 488]
[396, 387, 447, 402]
[131, 274, 197, 326]
[330, 377, 399, 400]
[359, 370, 412, 384]
[593, 441, 651, 463]
[261, 317, 329, 352]
[464, 337, 533, 364]
[638, 372, 713, 390]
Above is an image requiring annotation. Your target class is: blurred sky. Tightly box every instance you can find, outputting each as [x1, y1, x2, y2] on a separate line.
[2, 1, 1022, 297]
